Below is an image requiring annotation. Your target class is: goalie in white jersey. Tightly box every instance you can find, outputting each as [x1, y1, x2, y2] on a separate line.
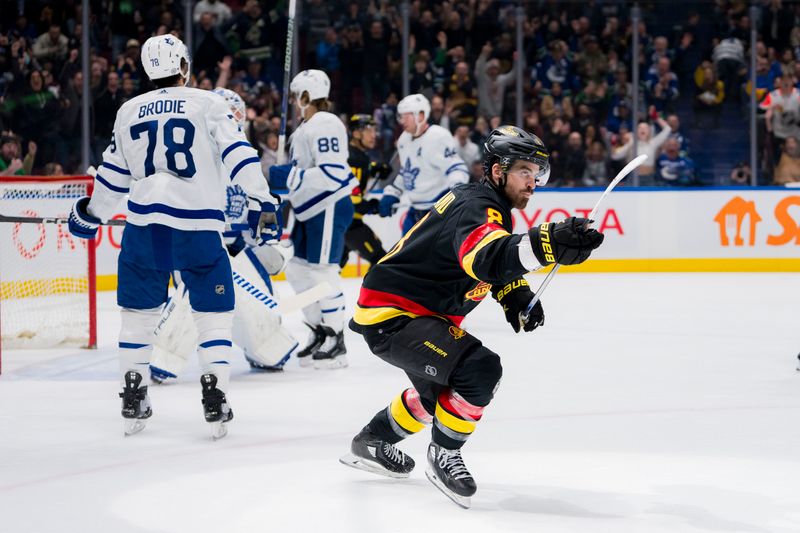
[268, 69, 354, 369]
[378, 94, 469, 234]
[67, 35, 280, 439]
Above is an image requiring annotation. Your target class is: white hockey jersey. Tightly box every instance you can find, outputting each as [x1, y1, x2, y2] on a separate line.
[385, 124, 469, 210]
[286, 111, 353, 221]
[87, 86, 271, 232]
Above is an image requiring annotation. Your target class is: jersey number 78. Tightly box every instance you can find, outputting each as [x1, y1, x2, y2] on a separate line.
[130, 118, 196, 178]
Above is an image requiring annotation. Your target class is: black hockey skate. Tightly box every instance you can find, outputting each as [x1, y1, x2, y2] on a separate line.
[425, 442, 477, 508]
[312, 327, 348, 370]
[339, 427, 415, 478]
[119, 371, 152, 436]
[200, 374, 233, 440]
[296, 323, 327, 368]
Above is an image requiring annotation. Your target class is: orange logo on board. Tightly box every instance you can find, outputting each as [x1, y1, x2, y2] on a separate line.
[714, 195, 800, 246]
[714, 196, 762, 246]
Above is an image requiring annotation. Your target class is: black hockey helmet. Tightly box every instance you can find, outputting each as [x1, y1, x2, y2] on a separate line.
[482, 125, 550, 189]
[349, 113, 376, 132]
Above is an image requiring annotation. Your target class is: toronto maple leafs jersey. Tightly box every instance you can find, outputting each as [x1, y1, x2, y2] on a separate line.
[384, 125, 469, 210]
[286, 111, 353, 221]
[86, 86, 271, 232]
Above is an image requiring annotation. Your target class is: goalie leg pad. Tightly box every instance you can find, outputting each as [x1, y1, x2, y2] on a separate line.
[119, 307, 161, 383]
[244, 325, 298, 370]
[193, 310, 234, 393]
[234, 299, 299, 368]
[150, 283, 197, 381]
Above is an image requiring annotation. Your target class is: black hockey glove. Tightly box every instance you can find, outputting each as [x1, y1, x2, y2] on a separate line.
[491, 278, 545, 333]
[369, 162, 392, 182]
[529, 217, 604, 266]
[354, 198, 380, 215]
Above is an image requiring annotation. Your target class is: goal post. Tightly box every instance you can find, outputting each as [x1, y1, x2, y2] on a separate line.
[0, 176, 98, 373]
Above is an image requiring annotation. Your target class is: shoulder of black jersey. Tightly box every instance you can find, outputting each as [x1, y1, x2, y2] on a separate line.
[451, 182, 514, 229]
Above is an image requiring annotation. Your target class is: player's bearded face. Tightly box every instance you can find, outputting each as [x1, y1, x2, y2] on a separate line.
[502, 160, 539, 209]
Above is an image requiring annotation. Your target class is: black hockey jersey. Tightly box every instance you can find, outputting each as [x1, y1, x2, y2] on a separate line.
[349, 144, 373, 220]
[351, 182, 531, 330]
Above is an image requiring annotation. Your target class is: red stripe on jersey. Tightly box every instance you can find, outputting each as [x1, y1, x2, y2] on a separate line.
[438, 389, 484, 421]
[457, 223, 506, 265]
[357, 287, 465, 326]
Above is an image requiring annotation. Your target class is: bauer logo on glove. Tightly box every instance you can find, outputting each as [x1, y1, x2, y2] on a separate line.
[529, 216, 604, 266]
[491, 278, 545, 333]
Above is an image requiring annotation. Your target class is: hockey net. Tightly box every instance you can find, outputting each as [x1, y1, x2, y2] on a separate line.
[0, 176, 97, 368]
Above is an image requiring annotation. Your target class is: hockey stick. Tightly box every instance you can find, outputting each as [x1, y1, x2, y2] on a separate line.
[522, 154, 648, 319]
[276, 0, 297, 165]
[0, 214, 242, 232]
[0, 214, 127, 226]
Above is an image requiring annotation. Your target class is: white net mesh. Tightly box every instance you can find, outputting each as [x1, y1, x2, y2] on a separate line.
[0, 179, 93, 349]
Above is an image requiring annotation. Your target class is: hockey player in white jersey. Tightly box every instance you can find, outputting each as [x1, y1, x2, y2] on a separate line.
[379, 94, 469, 235]
[67, 35, 280, 439]
[268, 69, 354, 369]
[147, 87, 298, 383]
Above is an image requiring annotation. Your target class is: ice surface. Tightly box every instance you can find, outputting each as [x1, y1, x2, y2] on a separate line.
[1, 274, 799, 533]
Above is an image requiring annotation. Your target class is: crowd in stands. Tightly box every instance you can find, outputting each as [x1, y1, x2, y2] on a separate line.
[1, 0, 800, 187]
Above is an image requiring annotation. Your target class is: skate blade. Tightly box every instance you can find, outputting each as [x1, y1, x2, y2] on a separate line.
[339, 453, 410, 479]
[313, 355, 349, 370]
[123, 418, 147, 436]
[297, 355, 314, 368]
[425, 467, 471, 509]
[209, 420, 229, 440]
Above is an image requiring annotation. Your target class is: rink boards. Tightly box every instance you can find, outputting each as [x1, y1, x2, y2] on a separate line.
[6, 187, 795, 292]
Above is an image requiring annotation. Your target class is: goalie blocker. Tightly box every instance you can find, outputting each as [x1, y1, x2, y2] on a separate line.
[149, 246, 299, 381]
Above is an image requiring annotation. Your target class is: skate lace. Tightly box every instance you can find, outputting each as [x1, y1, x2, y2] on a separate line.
[382, 443, 406, 465]
[438, 449, 471, 480]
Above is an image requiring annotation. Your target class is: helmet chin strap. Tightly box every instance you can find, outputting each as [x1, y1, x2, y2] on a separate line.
[180, 60, 191, 87]
[413, 113, 426, 137]
[296, 92, 312, 120]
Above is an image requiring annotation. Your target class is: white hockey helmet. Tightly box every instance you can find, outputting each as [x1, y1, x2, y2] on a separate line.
[289, 69, 331, 102]
[397, 93, 431, 123]
[141, 35, 191, 85]
[212, 87, 246, 127]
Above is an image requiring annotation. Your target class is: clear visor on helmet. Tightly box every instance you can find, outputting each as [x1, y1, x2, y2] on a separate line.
[535, 164, 550, 186]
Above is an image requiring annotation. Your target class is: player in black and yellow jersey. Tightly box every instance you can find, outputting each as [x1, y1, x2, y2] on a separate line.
[339, 126, 604, 508]
[339, 114, 391, 268]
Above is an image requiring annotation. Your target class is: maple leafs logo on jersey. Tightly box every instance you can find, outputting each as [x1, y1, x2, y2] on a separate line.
[225, 184, 248, 220]
[398, 157, 420, 191]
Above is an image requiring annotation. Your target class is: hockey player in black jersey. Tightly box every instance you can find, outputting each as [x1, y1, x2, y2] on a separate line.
[339, 114, 390, 268]
[339, 126, 604, 508]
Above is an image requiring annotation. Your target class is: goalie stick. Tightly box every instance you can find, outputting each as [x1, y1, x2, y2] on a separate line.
[522, 154, 649, 320]
[155, 277, 332, 339]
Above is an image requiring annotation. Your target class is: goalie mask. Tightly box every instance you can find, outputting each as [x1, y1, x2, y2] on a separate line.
[212, 87, 246, 127]
[482, 125, 550, 189]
